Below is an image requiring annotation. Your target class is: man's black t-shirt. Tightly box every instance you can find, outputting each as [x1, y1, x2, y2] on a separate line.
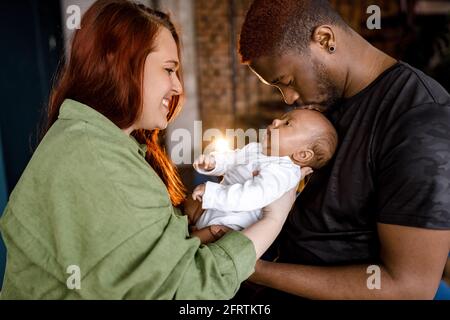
[279, 62, 450, 265]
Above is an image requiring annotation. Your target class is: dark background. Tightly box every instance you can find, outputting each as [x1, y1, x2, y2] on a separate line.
[0, 0, 64, 288]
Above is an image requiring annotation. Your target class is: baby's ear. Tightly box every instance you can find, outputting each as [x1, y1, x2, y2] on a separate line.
[292, 149, 314, 166]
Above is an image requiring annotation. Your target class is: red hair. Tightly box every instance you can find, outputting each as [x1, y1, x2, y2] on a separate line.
[46, 0, 186, 206]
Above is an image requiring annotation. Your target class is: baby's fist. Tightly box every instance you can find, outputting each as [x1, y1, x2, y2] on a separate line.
[194, 154, 216, 171]
[192, 183, 206, 201]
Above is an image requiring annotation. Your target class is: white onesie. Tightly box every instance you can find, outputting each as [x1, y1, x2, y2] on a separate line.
[195, 142, 301, 230]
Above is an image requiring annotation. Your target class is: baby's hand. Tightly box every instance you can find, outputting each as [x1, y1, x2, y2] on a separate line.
[192, 183, 206, 201]
[194, 154, 216, 171]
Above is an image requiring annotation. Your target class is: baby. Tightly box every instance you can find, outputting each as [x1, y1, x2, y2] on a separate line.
[191, 109, 338, 243]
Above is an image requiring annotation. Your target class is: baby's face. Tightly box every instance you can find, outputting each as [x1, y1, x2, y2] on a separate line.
[262, 109, 325, 157]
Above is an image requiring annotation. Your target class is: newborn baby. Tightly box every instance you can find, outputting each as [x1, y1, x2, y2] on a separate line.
[191, 109, 338, 243]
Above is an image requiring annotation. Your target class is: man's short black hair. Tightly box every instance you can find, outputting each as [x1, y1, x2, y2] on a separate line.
[239, 0, 349, 63]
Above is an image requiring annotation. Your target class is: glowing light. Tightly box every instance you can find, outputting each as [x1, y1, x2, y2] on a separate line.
[214, 138, 230, 152]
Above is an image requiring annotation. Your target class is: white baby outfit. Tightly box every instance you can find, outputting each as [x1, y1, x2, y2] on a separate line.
[195, 142, 302, 230]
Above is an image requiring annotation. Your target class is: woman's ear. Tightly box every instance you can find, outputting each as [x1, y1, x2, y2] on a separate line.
[292, 149, 314, 166]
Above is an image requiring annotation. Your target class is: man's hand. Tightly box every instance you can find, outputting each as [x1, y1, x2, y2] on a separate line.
[194, 154, 216, 171]
[191, 225, 232, 244]
[192, 183, 206, 201]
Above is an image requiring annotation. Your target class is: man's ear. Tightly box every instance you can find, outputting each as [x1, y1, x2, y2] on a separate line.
[292, 149, 314, 166]
[312, 25, 336, 52]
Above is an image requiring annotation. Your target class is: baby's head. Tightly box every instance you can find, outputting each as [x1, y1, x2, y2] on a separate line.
[262, 109, 338, 169]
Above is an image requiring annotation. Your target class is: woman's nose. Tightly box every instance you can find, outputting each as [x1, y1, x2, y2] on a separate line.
[172, 74, 183, 95]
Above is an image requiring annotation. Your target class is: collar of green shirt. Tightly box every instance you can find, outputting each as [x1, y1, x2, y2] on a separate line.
[58, 99, 148, 158]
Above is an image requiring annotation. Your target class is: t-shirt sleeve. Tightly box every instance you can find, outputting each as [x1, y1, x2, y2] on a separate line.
[375, 103, 450, 229]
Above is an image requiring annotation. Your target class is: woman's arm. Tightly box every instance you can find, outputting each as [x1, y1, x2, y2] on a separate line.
[240, 187, 296, 259]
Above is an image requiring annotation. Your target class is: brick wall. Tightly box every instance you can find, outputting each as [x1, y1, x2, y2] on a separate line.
[194, 0, 284, 139]
[195, 0, 235, 133]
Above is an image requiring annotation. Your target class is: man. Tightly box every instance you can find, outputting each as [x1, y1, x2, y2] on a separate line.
[238, 0, 450, 299]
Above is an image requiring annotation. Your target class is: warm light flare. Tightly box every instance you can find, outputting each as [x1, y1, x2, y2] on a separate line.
[214, 138, 231, 152]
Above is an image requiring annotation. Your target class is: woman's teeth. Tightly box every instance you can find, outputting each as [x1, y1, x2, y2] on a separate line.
[162, 98, 170, 108]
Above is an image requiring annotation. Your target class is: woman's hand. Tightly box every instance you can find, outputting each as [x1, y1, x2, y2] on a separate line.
[300, 167, 313, 179]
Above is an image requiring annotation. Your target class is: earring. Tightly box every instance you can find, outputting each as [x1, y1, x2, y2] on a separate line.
[329, 46, 336, 53]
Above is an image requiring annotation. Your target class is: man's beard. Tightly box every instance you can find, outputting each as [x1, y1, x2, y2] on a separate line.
[313, 61, 342, 111]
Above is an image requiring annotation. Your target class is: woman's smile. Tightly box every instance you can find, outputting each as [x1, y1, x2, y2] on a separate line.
[162, 97, 170, 112]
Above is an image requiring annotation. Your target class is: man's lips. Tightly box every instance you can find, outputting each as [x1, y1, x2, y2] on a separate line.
[297, 104, 327, 112]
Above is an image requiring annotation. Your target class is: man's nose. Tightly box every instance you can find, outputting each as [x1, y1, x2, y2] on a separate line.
[281, 87, 300, 105]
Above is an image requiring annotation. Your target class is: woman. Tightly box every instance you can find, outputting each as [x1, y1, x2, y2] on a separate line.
[0, 0, 295, 299]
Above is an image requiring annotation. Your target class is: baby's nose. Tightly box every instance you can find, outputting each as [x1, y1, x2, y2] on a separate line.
[271, 119, 282, 128]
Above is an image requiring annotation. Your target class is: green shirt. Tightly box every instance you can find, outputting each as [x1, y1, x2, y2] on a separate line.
[0, 99, 256, 299]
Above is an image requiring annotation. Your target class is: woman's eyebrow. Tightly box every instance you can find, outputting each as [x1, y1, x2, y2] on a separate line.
[166, 60, 179, 67]
[165, 60, 179, 68]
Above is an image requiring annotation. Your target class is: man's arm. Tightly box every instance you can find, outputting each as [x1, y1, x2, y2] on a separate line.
[249, 223, 450, 299]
